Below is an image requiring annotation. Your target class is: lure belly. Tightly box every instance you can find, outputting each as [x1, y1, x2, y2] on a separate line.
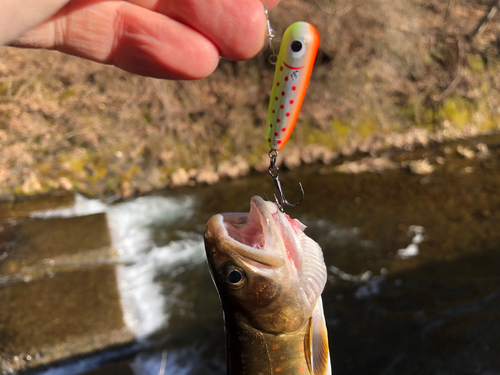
[266, 22, 320, 151]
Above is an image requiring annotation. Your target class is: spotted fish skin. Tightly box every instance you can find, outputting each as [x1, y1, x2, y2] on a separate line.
[204, 196, 332, 374]
[225, 317, 311, 375]
[267, 22, 320, 151]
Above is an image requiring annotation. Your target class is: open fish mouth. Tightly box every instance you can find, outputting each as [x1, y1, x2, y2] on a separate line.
[218, 196, 286, 268]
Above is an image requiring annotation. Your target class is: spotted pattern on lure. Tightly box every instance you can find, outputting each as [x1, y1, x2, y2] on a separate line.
[267, 22, 320, 151]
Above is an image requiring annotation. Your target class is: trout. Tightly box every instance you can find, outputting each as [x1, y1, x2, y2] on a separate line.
[204, 196, 332, 375]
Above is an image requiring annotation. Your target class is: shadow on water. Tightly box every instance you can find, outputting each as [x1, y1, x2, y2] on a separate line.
[2, 135, 500, 374]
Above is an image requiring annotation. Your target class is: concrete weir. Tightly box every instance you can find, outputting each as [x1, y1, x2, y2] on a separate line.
[0, 195, 135, 374]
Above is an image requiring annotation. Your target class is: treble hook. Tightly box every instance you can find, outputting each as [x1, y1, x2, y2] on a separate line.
[265, 150, 305, 212]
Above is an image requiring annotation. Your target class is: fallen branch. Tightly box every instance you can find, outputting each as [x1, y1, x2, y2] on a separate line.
[469, 0, 500, 40]
[435, 39, 464, 102]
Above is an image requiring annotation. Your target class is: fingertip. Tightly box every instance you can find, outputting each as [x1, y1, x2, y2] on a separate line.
[263, 0, 281, 11]
[116, 40, 220, 80]
[220, 0, 267, 61]
[113, 7, 220, 80]
[181, 43, 220, 80]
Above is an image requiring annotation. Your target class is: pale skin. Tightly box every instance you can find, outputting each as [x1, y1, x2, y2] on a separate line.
[1, 0, 280, 80]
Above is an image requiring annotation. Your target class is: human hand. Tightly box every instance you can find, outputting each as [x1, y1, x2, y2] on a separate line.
[3, 0, 280, 80]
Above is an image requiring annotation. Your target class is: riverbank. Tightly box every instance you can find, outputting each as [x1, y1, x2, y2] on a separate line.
[1, 0, 500, 201]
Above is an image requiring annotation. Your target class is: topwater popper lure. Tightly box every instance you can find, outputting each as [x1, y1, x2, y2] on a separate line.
[263, 10, 320, 212]
[266, 22, 320, 151]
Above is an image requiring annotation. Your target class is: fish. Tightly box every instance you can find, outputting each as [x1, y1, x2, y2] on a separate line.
[204, 196, 332, 375]
[266, 22, 320, 151]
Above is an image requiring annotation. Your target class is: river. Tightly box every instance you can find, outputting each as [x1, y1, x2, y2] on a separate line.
[1, 134, 500, 375]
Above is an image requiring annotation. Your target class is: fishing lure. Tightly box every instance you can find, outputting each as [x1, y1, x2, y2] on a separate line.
[262, 18, 319, 212]
[266, 22, 320, 151]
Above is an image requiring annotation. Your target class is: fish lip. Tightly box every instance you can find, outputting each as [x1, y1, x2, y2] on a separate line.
[218, 196, 285, 268]
[249, 195, 278, 222]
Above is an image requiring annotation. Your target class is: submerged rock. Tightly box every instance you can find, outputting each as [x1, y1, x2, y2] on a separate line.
[457, 145, 475, 159]
[476, 142, 489, 158]
[406, 159, 435, 175]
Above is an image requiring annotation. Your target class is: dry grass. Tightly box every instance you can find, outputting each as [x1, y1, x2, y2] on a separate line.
[1, 0, 500, 198]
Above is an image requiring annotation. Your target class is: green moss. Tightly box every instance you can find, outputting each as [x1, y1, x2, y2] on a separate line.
[331, 119, 350, 139]
[422, 50, 434, 64]
[0, 82, 8, 96]
[9, 79, 27, 97]
[37, 163, 54, 177]
[468, 55, 485, 74]
[88, 165, 108, 184]
[140, 105, 153, 123]
[105, 177, 119, 191]
[474, 99, 496, 131]
[306, 126, 337, 147]
[120, 164, 142, 181]
[402, 96, 436, 129]
[13, 186, 24, 196]
[292, 120, 336, 149]
[60, 88, 75, 101]
[438, 96, 473, 130]
[355, 118, 377, 139]
[70, 155, 90, 173]
[244, 143, 269, 166]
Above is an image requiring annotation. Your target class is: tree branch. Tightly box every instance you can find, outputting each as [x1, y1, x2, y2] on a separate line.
[469, 0, 500, 40]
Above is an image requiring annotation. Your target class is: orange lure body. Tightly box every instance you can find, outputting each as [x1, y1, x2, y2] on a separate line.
[266, 22, 320, 151]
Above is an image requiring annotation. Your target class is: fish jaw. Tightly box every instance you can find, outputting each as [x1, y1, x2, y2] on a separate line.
[204, 196, 327, 334]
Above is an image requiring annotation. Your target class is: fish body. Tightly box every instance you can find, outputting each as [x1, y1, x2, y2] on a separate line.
[204, 196, 331, 374]
[267, 22, 320, 151]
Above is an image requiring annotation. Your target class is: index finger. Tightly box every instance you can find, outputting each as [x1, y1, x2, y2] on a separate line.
[133, 0, 281, 61]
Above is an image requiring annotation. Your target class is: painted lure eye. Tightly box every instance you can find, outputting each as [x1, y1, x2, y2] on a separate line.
[291, 40, 302, 52]
[288, 39, 305, 58]
[223, 265, 246, 289]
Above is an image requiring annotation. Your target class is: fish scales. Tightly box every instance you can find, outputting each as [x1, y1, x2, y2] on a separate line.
[204, 196, 332, 374]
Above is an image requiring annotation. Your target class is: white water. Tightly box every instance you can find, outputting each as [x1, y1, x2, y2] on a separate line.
[317, 218, 425, 300]
[106, 195, 204, 339]
[396, 225, 425, 259]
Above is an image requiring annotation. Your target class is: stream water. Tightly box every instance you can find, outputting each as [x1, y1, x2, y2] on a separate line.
[2, 135, 500, 375]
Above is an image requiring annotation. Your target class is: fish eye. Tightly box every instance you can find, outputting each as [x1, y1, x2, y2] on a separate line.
[228, 270, 242, 283]
[288, 39, 305, 58]
[222, 265, 246, 289]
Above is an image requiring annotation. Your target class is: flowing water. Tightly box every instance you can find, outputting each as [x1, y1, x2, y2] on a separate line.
[2, 135, 500, 375]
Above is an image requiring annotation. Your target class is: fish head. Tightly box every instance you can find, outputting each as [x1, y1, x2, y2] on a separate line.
[204, 196, 327, 334]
